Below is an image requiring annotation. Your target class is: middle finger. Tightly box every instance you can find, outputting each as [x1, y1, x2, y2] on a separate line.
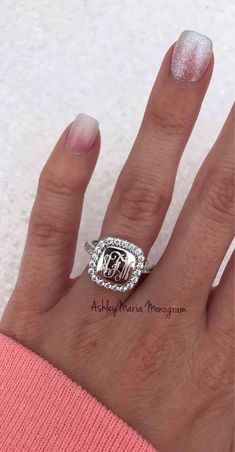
[100, 32, 213, 254]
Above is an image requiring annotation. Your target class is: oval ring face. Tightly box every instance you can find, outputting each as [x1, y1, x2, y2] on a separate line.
[87, 237, 145, 292]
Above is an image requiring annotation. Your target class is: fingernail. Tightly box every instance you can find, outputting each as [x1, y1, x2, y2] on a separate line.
[171, 30, 212, 82]
[65, 113, 99, 155]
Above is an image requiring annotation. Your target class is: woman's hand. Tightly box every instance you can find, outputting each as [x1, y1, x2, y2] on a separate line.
[1, 31, 234, 452]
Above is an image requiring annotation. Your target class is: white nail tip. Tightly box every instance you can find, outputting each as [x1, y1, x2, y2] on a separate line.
[65, 113, 99, 155]
[75, 113, 99, 129]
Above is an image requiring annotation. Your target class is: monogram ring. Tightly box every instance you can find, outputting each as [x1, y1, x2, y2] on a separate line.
[85, 236, 154, 292]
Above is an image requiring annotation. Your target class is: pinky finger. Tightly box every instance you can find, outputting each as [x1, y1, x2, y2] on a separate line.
[11, 113, 100, 313]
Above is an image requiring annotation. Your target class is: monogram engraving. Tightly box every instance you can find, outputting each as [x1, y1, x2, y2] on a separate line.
[97, 247, 136, 284]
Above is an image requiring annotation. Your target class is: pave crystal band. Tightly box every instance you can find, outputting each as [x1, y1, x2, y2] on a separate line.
[85, 237, 154, 292]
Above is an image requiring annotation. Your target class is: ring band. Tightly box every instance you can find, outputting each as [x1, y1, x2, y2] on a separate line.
[85, 236, 154, 292]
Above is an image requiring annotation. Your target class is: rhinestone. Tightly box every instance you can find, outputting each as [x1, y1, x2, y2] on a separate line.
[89, 260, 96, 267]
[138, 255, 144, 262]
[112, 284, 118, 291]
[91, 275, 98, 282]
[92, 253, 98, 261]
[137, 262, 144, 269]
[117, 286, 122, 291]
[122, 241, 129, 248]
[104, 282, 111, 289]
[135, 248, 141, 256]
[114, 238, 121, 246]
[133, 269, 141, 276]
[132, 276, 139, 284]
[126, 282, 133, 290]
[88, 267, 95, 274]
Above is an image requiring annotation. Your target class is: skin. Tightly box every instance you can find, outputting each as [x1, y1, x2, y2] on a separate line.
[0, 45, 234, 452]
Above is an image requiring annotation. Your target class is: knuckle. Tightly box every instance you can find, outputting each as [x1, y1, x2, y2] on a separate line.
[197, 166, 234, 226]
[126, 329, 173, 385]
[148, 103, 189, 137]
[29, 212, 77, 248]
[39, 167, 85, 197]
[191, 338, 234, 399]
[128, 337, 160, 382]
[115, 175, 171, 230]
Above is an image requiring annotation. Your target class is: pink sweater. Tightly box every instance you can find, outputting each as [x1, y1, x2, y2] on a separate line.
[0, 334, 157, 451]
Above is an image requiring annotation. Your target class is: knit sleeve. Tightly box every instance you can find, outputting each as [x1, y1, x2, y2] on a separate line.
[0, 333, 157, 452]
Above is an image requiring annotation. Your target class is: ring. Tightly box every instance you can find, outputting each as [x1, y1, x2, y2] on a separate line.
[85, 236, 154, 292]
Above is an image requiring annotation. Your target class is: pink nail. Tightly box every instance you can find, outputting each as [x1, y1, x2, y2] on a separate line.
[171, 30, 212, 82]
[65, 113, 99, 155]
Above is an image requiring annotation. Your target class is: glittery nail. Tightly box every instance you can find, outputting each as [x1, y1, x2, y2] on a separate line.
[65, 113, 99, 156]
[171, 30, 212, 82]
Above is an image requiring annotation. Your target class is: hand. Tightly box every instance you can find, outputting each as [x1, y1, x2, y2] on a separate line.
[1, 31, 234, 452]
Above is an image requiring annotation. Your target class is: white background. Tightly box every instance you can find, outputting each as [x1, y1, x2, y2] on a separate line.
[0, 0, 234, 314]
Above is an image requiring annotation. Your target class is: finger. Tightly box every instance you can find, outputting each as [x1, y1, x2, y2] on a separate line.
[70, 31, 213, 305]
[100, 31, 213, 253]
[207, 251, 234, 334]
[13, 113, 100, 312]
[151, 104, 234, 307]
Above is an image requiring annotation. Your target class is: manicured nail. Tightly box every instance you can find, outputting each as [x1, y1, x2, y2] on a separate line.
[171, 30, 212, 82]
[65, 113, 99, 155]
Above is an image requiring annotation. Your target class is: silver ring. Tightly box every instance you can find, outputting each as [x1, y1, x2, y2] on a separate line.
[85, 236, 154, 292]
